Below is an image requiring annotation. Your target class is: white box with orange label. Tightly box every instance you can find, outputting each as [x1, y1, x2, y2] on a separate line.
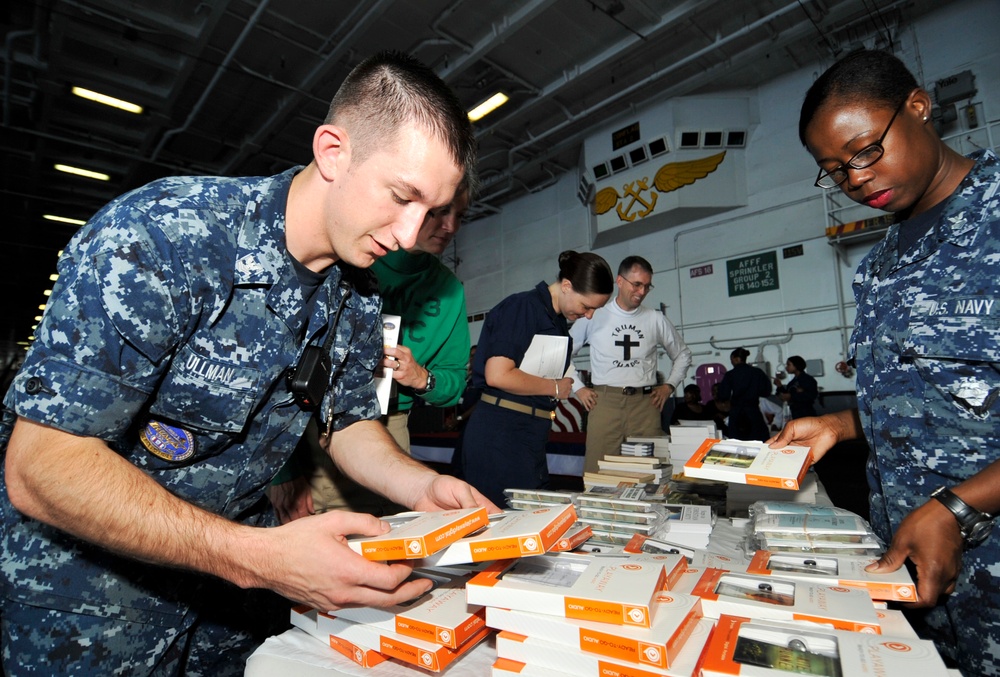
[486, 590, 701, 670]
[699, 614, 950, 676]
[690, 568, 882, 633]
[330, 571, 485, 649]
[289, 605, 386, 668]
[466, 552, 685, 629]
[420, 504, 577, 566]
[683, 439, 813, 490]
[315, 609, 492, 673]
[346, 506, 489, 560]
[746, 550, 918, 602]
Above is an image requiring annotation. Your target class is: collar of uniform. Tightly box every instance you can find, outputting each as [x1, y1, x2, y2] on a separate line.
[534, 280, 558, 320]
[934, 149, 997, 248]
[868, 149, 996, 278]
[233, 166, 302, 287]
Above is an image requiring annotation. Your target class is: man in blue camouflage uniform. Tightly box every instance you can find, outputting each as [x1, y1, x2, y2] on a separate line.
[776, 48, 1000, 677]
[0, 51, 488, 675]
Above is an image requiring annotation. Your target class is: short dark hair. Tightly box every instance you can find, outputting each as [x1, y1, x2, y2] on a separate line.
[557, 251, 614, 296]
[787, 355, 807, 372]
[684, 384, 701, 396]
[798, 49, 918, 145]
[731, 347, 750, 362]
[326, 51, 478, 176]
[618, 255, 653, 277]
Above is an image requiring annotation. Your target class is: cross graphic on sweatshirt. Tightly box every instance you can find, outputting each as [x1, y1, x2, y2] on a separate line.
[615, 334, 640, 360]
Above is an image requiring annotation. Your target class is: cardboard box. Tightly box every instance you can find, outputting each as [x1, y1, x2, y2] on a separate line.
[492, 617, 714, 677]
[316, 610, 492, 672]
[699, 615, 950, 676]
[487, 590, 702, 669]
[746, 550, 918, 602]
[289, 605, 386, 668]
[466, 552, 685, 628]
[347, 506, 489, 560]
[683, 439, 813, 490]
[420, 505, 577, 565]
[691, 569, 881, 633]
[329, 572, 485, 649]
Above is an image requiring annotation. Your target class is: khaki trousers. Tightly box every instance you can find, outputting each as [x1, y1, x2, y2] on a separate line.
[309, 411, 410, 516]
[583, 386, 663, 474]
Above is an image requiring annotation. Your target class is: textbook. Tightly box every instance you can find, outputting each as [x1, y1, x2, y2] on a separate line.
[683, 439, 813, 491]
[700, 615, 950, 677]
[346, 507, 489, 560]
[466, 552, 685, 628]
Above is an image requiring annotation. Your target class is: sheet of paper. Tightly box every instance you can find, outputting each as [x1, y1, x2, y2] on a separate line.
[375, 314, 401, 415]
[518, 334, 569, 378]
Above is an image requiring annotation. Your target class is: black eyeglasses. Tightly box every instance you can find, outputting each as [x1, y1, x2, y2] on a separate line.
[814, 99, 906, 189]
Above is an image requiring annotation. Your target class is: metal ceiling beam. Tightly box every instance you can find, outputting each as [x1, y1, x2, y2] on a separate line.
[219, 0, 397, 174]
[435, 0, 561, 82]
[475, 0, 716, 140]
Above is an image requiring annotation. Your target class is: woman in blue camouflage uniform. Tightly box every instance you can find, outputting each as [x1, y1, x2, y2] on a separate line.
[771, 49, 1000, 676]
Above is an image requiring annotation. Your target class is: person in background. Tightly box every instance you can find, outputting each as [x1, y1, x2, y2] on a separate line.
[462, 251, 614, 506]
[0, 51, 491, 675]
[670, 384, 715, 424]
[770, 48, 1000, 676]
[773, 355, 818, 419]
[716, 347, 772, 441]
[570, 256, 692, 473]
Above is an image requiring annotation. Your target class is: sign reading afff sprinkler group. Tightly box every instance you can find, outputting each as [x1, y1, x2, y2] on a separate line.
[726, 251, 779, 297]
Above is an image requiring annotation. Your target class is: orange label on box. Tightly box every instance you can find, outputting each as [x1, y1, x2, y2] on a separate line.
[328, 634, 385, 668]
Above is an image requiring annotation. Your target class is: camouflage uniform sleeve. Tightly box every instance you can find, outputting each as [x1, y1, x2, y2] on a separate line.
[8, 195, 192, 440]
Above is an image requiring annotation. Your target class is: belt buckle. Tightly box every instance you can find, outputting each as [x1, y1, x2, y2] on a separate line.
[622, 386, 637, 396]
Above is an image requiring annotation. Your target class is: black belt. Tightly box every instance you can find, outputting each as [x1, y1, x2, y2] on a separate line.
[481, 394, 554, 420]
[595, 384, 654, 396]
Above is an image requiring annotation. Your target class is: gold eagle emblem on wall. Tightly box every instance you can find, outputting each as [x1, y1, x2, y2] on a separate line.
[593, 151, 726, 221]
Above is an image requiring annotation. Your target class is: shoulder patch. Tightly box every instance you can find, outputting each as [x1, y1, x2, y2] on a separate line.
[140, 420, 196, 462]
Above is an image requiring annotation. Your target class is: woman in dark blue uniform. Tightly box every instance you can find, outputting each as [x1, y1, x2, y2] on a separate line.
[775, 355, 818, 419]
[716, 347, 772, 441]
[462, 251, 613, 506]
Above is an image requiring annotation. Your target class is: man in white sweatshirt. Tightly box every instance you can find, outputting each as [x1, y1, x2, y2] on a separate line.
[570, 256, 692, 473]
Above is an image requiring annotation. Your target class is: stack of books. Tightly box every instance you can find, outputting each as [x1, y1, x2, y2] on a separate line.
[596, 453, 671, 483]
[574, 488, 661, 548]
[626, 435, 671, 459]
[619, 440, 655, 456]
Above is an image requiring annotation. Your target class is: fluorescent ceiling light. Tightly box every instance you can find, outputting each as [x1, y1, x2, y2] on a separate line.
[43, 214, 87, 226]
[55, 163, 110, 181]
[43, 290, 52, 297]
[468, 92, 509, 122]
[71, 86, 143, 114]
[49, 274, 58, 281]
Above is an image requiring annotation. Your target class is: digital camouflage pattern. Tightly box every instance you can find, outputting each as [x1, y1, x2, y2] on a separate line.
[850, 149, 1000, 675]
[0, 168, 383, 674]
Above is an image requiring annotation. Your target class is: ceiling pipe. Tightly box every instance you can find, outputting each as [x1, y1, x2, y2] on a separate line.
[150, 0, 272, 162]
